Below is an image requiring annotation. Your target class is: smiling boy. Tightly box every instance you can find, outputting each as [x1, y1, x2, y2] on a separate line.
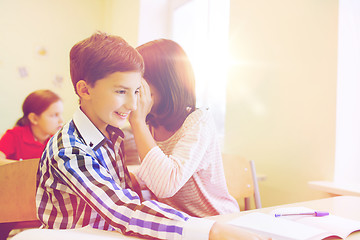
[35, 32, 268, 240]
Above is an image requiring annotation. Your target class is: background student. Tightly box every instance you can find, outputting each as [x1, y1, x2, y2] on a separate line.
[129, 39, 240, 217]
[36, 32, 268, 240]
[0, 89, 63, 163]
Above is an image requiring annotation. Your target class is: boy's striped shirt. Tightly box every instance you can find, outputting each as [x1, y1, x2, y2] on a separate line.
[36, 108, 214, 240]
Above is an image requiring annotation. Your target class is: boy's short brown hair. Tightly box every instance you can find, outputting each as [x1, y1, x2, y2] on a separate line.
[70, 32, 144, 95]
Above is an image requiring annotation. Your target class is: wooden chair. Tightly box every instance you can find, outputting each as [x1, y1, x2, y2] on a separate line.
[0, 158, 41, 240]
[222, 154, 262, 210]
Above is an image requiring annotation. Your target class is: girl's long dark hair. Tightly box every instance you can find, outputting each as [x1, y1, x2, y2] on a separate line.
[136, 39, 196, 132]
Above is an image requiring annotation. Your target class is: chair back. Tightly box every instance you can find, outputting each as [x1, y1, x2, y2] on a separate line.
[0, 158, 40, 223]
[222, 154, 262, 210]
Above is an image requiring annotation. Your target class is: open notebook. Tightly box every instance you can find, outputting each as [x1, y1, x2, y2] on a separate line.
[228, 207, 360, 240]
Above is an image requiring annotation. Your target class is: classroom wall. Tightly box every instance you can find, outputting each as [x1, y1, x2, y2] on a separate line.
[0, 0, 339, 208]
[224, 0, 338, 207]
[103, 0, 140, 46]
[0, 0, 140, 134]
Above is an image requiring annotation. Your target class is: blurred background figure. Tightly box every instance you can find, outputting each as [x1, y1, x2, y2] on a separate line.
[0, 89, 63, 162]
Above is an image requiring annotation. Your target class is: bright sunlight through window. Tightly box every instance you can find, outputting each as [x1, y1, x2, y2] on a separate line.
[171, 0, 230, 140]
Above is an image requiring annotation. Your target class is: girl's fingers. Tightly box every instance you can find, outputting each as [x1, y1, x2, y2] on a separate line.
[141, 79, 152, 102]
[138, 78, 153, 114]
[141, 79, 151, 99]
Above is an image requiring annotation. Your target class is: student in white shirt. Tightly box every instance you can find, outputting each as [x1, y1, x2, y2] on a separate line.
[130, 39, 240, 217]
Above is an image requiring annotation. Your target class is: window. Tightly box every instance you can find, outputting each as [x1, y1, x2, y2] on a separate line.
[334, 0, 360, 184]
[170, 0, 230, 140]
[138, 0, 230, 143]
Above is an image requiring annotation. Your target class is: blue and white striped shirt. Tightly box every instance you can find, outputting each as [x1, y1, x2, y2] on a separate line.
[36, 108, 214, 240]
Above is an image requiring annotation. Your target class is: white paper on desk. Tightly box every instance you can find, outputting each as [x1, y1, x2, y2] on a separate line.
[228, 212, 326, 240]
[271, 207, 360, 239]
[228, 207, 360, 240]
[294, 211, 360, 239]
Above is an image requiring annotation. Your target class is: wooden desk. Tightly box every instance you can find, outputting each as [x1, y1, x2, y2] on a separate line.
[209, 195, 360, 239]
[308, 181, 360, 196]
[12, 196, 360, 240]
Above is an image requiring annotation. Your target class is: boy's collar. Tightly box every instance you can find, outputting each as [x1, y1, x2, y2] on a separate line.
[72, 108, 125, 150]
[73, 108, 107, 149]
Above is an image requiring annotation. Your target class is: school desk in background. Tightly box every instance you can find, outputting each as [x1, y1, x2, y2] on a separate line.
[0, 159, 41, 240]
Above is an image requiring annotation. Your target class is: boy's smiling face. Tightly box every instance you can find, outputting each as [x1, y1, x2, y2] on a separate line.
[79, 71, 141, 136]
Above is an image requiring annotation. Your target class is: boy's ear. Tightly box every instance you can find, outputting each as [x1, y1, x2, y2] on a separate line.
[28, 112, 38, 125]
[76, 80, 91, 100]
